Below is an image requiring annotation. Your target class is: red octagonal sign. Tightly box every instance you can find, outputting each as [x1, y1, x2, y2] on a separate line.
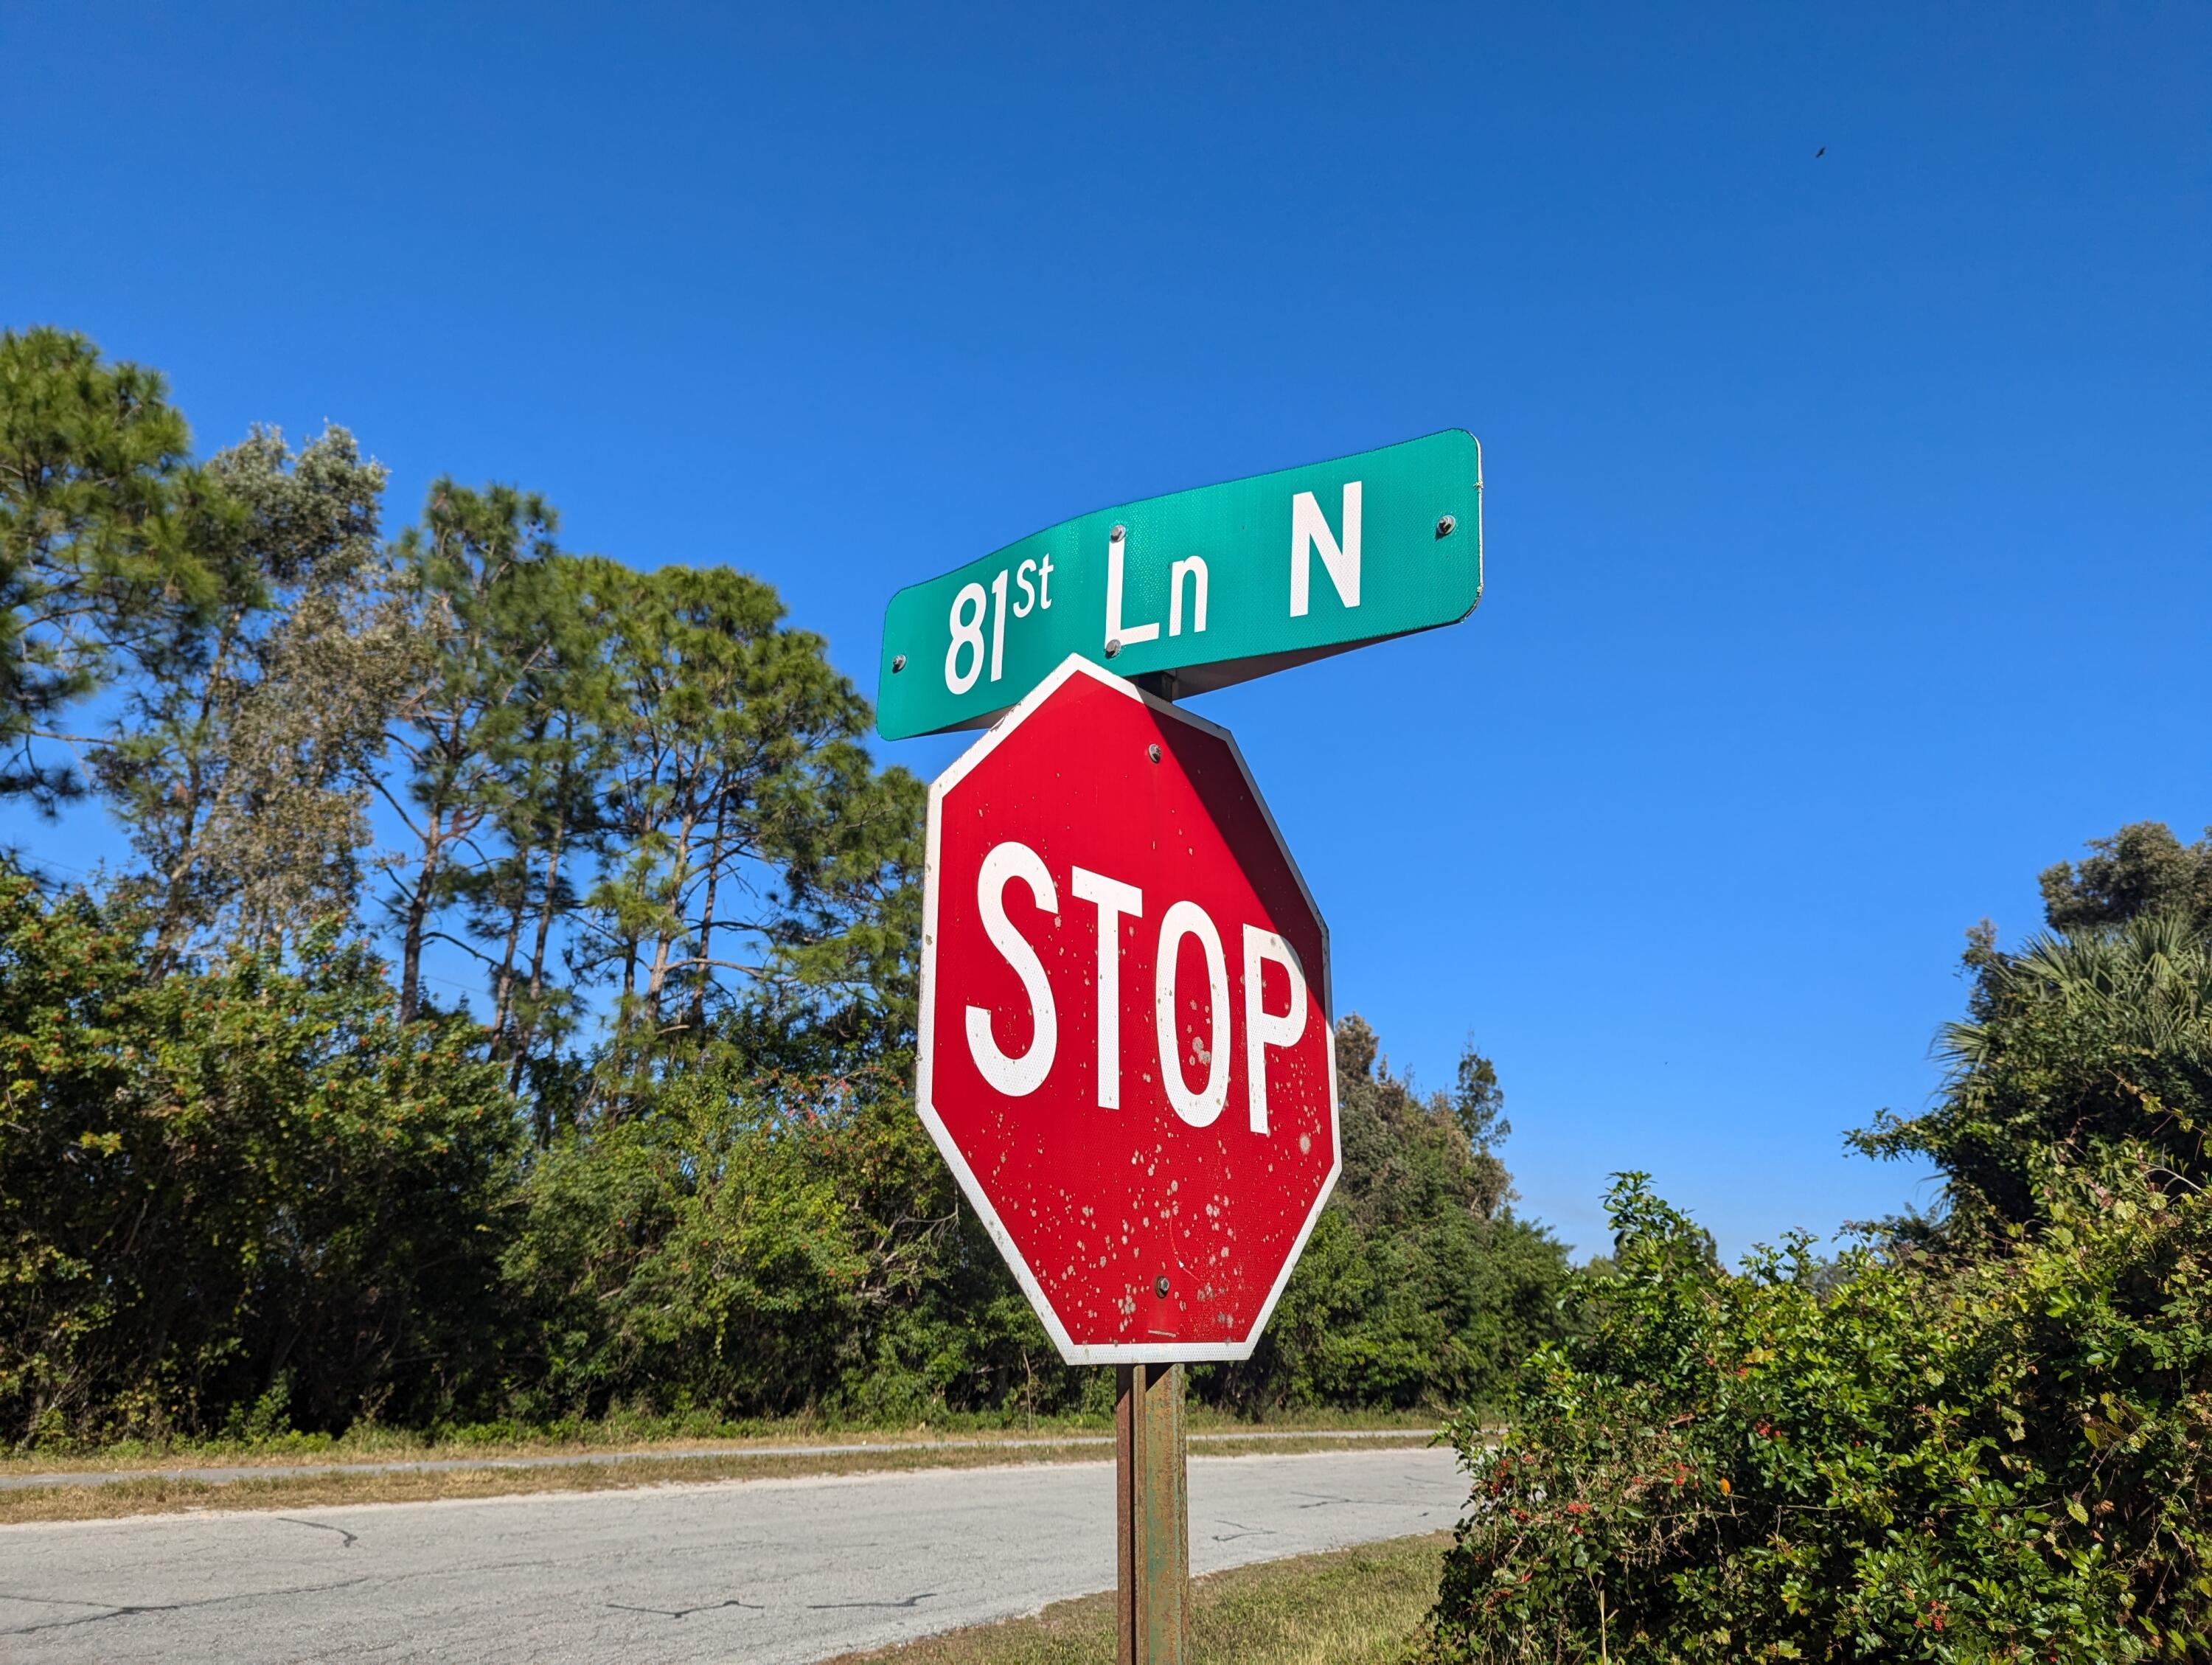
[918, 655, 1339, 1363]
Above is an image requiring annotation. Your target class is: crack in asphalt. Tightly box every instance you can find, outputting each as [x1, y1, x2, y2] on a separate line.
[0, 1449, 1464, 1658]
[0, 1578, 369, 1637]
[276, 1516, 359, 1548]
[605, 1597, 764, 1619]
[1209, 1518, 1279, 1541]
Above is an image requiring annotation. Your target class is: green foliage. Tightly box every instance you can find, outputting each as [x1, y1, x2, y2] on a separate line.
[572, 557, 893, 1087]
[499, 1014, 1557, 1428]
[2039, 822, 2212, 937]
[383, 479, 564, 1022]
[0, 872, 518, 1445]
[1855, 912, 2211, 1239]
[1426, 825, 2212, 1662]
[0, 327, 229, 809]
[376, 515, 923, 1112]
[97, 423, 403, 964]
[502, 1059, 968, 1419]
[1423, 1162, 2212, 1663]
[1203, 1018, 1568, 1414]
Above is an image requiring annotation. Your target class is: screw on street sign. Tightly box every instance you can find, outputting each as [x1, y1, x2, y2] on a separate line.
[916, 655, 1339, 1362]
[876, 429, 1482, 739]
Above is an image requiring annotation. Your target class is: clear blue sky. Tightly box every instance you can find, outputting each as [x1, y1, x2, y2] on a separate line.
[4, 2, 2206, 1259]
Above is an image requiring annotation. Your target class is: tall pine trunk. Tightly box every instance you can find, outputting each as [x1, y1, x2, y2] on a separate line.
[398, 807, 445, 1023]
[689, 790, 731, 1037]
[510, 814, 570, 1102]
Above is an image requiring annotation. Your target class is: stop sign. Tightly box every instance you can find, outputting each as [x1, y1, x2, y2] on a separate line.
[917, 654, 1339, 1363]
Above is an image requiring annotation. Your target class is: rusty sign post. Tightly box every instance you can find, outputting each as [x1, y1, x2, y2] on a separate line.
[1118, 1363, 1189, 1664]
[913, 655, 1343, 1665]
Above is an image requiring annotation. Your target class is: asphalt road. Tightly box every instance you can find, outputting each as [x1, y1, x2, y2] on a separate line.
[0, 1445, 1467, 1664]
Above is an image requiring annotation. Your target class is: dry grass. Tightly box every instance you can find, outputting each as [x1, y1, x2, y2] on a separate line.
[821, 1531, 1450, 1665]
[0, 1407, 1441, 1476]
[0, 1432, 1436, 1526]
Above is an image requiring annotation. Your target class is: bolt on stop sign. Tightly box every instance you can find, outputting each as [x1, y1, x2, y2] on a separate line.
[917, 654, 1340, 1363]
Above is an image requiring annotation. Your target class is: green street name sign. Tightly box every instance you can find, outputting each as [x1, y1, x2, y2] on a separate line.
[875, 430, 1483, 740]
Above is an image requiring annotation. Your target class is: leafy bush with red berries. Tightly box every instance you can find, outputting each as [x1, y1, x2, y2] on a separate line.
[1422, 1161, 2209, 1662]
[1422, 877, 2212, 1663]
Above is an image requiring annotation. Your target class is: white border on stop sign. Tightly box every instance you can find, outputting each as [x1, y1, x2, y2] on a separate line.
[915, 651, 1342, 1365]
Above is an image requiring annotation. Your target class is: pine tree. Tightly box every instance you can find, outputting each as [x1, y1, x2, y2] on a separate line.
[0, 327, 227, 811]
[380, 480, 560, 1020]
[97, 424, 405, 964]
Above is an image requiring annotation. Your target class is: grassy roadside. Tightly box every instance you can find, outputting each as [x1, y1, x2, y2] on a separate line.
[0, 1405, 1441, 1476]
[822, 1531, 1450, 1665]
[0, 1431, 1440, 1527]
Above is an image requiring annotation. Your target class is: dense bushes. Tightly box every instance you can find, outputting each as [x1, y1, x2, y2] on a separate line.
[501, 1059, 1011, 1422]
[1855, 910, 2212, 1244]
[1425, 1163, 2210, 1662]
[0, 863, 1566, 1443]
[499, 1015, 1571, 1428]
[1423, 832, 2212, 1664]
[0, 875, 518, 1444]
[1201, 1017, 1569, 1414]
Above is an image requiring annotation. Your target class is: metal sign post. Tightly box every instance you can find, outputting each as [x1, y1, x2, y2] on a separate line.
[1117, 1363, 1189, 1665]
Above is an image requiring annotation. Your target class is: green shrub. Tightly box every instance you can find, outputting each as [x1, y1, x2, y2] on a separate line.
[1422, 1161, 2210, 1662]
[0, 874, 1568, 1439]
[0, 875, 520, 1445]
[503, 1019, 1570, 1428]
[1424, 900, 2212, 1661]
[1198, 1017, 1570, 1417]
[501, 1057, 1082, 1421]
